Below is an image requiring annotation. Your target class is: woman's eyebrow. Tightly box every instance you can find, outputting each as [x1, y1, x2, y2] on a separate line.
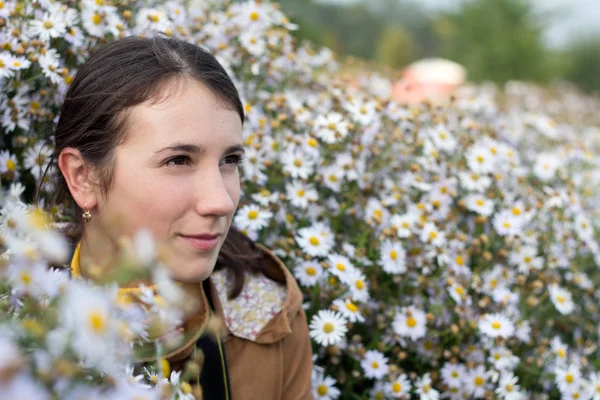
[225, 145, 245, 154]
[154, 143, 204, 155]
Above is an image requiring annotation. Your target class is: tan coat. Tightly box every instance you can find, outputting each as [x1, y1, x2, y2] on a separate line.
[69, 241, 314, 400]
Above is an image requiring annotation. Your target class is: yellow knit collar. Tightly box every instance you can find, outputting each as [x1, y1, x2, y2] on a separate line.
[70, 242, 154, 294]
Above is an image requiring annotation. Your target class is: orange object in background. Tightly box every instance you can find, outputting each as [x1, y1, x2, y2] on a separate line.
[391, 58, 466, 105]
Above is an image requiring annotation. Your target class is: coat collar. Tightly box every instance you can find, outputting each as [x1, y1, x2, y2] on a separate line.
[68, 241, 301, 361]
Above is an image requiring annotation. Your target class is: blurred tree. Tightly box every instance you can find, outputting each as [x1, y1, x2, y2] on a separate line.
[375, 25, 414, 69]
[563, 36, 600, 93]
[435, 0, 557, 83]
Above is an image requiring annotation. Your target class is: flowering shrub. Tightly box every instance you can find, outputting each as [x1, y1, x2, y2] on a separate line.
[1, 1, 600, 400]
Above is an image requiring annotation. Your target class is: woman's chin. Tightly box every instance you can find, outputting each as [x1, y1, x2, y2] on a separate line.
[169, 266, 214, 283]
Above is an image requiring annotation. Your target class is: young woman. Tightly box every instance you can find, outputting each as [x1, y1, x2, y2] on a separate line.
[49, 36, 314, 399]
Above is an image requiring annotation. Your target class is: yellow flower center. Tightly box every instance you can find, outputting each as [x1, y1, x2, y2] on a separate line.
[371, 361, 379, 369]
[307, 138, 318, 147]
[406, 317, 417, 327]
[92, 13, 103, 25]
[392, 382, 402, 392]
[250, 11, 259, 21]
[88, 310, 107, 334]
[327, 122, 336, 130]
[43, 21, 53, 29]
[346, 302, 358, 312]
[558, 349, 566, 358]
[476, 155, 485, 164]
[336, 263, 345, 271]
[323, 322, 334, 333]
[503, 221, 511, 228]
[328, 175, 338, 182]
[305, 267, 316, 276]
[317, 385, 328, 396]
[474, 376, 484, 386]
[390, 250, 397, 260]
[355, 280, 365, 290]
[20, 272, 31, 286]
[439, 132, 447, 140]
[556, 295, 565, 304]
[247, 210, 259, 220]
[296, 189, 305, 197]
[429, 231, 438, 240]
[6, 159, 16, 171]
[293, 159, 302, 167]
[506, 384, 514, 392]
[476, 199, 485, 206]
[512, 207, 521, 215]
[401, 222, 410, 229]
[492, 321, 502, 330]
[309, 236, 320, 246]
[566, 374, 574, 383]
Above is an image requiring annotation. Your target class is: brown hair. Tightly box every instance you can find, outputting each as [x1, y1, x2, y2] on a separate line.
[42, 36, 284, 298]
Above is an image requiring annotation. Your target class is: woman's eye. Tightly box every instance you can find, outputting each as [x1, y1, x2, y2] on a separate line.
[165, 155, 191, 167]
[221, 154, 244, 167]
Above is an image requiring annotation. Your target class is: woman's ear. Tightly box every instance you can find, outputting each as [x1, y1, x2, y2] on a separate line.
[57, 148, 98, 210]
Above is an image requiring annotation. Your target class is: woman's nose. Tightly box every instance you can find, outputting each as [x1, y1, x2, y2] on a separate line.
[194, 168, 236, 217]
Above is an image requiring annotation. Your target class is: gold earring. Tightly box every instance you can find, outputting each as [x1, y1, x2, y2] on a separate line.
[82, 203, 92, 223]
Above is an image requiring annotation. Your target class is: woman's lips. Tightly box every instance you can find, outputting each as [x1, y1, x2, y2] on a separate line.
[179, 234, 221, 251]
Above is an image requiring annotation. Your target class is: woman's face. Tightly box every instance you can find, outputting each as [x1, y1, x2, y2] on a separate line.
[95, 79, 243, 282]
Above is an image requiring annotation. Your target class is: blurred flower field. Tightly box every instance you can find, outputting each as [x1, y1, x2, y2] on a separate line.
[1, 0, 600, 399]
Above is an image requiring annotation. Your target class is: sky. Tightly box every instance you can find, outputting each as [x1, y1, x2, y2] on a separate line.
[314, 0, 600, 49]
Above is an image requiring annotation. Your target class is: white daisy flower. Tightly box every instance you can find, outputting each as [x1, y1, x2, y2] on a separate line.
[488, 346, 519, 371]
[548, 284, 575, 315]
[320, 165, 345, 192]
[293, 260, 323, 287]
[365, 197, 389, 228]
[379, 239, 407, 275]
[478, 313, 515, 339]
[361, 350, 389, 380]
[415, 373, 439, 400]
[314, 112, 349, 144]
[286, 181, 318, 209]
[135, 8, 172, 33]
[312, 370, 341, 400]
[251, 189, 279, 207]
[390, 213, 416, 238]
[392, 306, 427, 340]
[309, 309, 348, 346]
[459, 171, 492, 192]
[332, 298, 365, 323]
[8, 55, 32, 71]
[28, 12, 67, 42]
[385, 373, 411, 398]
[466, 365, 489, 398]
[448, 282, 468, 304]
[23, 142, 53, 181]
[509, 245, 543, 274]
[240, 31, 267, 57]
[441, 363, 466, 387]
[0, 150, 18, 178]
[492, 210, 522, 236]
[554, 364, 582, 394]
[495, 373, 523, 400]
[342, 269, 370, 302]
[465, 194, 495, 216]
[38, 48, 62, 85]
[281, 150, 315, 179]
[534, 152, 562, 182]
[296, 224, 334, 257]
[0, 52, 15, 79]
[420, 222, 446, 247]
[234, 204, 273, 231]
[466, 145, 496, 174]
[428, 124, 457, 152]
